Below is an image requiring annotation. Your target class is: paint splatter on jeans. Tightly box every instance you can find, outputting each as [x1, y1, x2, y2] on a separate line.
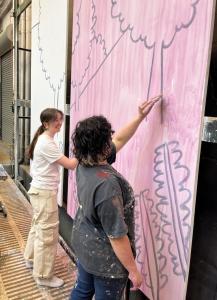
[70, 261, 127, 300]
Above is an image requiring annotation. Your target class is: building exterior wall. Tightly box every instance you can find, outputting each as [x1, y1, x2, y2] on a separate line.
[0, 4, 13, 145]
[1, 50, 13, 144]
[31, 0, 69, 204]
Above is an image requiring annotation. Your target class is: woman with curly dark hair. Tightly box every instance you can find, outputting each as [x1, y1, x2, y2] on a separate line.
[70, 95, 161, 300]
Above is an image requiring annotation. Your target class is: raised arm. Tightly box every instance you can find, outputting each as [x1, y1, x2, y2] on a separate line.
[56, 155, 78, 170]
[112, 95, 161, 152]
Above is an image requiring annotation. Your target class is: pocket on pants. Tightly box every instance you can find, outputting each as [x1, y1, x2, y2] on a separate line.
[38, 223, 59, 246]
[28, 187, 40, 212]
[45, 190, 58, 213]
[28, 187, 39, 196]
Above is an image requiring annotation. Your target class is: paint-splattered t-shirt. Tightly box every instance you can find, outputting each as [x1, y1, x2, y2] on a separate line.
[71, 146, 135, 278]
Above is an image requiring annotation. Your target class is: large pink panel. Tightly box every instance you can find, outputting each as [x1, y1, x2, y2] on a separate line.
[68, 1, 215, 299]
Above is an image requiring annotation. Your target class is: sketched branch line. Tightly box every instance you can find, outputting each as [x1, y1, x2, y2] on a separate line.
[163, 0, 200, 49]
[134, 141, 191, 299]
[153, 141, 192, 279]
[71, 0, 126, 102]
[72, 0, 200, 109]
[134, 203, 152, 290]
[71, 0, 108, 91]
[37, 0, 65, 107]
[110, 0, 200, 104]
[135, 189, 168, 300]
[111, 0, 200, 49]
[71, 0, 91, 89]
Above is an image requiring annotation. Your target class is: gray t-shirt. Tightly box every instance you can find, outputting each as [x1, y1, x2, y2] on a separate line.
[71, 147, 134, 278]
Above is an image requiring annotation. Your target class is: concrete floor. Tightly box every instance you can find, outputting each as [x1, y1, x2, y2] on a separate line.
[0, 143, 77, 300]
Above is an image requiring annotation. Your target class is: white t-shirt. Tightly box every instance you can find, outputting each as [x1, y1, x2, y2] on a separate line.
[30, 134, 64, 190]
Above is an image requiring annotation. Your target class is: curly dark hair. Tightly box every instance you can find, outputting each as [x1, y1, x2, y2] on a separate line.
[72, 115, 114, 165]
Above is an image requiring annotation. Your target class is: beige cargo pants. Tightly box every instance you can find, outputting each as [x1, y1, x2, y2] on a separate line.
[24, 186, 59, 278]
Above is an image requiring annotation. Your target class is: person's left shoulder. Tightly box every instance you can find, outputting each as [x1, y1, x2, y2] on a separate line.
[97, 171, 121, 194]
[95, 169, 111, 180]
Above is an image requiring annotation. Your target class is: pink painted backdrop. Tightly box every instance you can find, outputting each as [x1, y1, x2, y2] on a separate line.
[67, 1, 215, 299]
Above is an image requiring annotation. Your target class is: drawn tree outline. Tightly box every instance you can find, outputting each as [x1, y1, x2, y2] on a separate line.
[37, 0, 66, 108]
[134, 189, 168, 300]
[74, 0, 200, 105]
[111, 0, 200, 100]
[134, 141, 192, 300]
[32, 0, 66, 161]
[71, 0, 107, 89]
[153, 141, 192, 276]
[71, 0, 109, 109]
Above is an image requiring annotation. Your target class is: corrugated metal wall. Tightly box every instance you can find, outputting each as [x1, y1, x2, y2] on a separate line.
[1, 50, 13, 144]
[0, 57, 2, 139]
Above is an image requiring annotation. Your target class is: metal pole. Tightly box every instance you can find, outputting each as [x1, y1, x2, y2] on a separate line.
[13, 0, 19, 181]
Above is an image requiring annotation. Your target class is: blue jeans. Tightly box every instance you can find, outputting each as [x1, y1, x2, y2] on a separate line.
[70, 262, 128, 300]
